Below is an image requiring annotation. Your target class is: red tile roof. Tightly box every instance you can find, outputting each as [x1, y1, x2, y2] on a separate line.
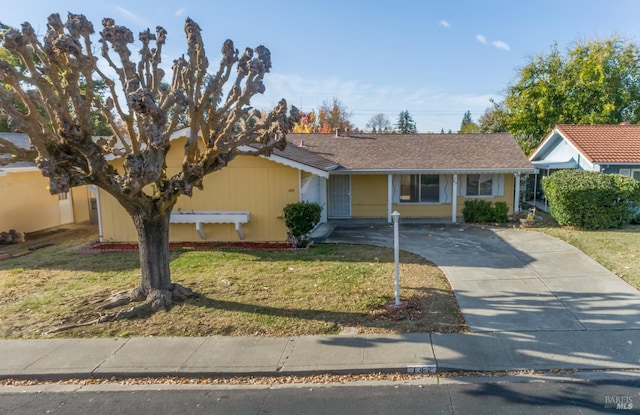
[278, 132, 533, 172]
[555, 124, 640, 163]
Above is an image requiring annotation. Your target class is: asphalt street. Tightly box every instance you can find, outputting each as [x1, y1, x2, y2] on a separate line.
[1, 377, 638, 414]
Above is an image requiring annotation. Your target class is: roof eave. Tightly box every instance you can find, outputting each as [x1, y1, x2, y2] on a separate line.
[330, 167, 536, 175]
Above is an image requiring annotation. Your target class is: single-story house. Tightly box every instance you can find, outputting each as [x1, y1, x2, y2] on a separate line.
[530, 124, 640, 177]
[97, 130, 535, 242]
[528, 124, 640, 209]
[0, 133, 95, 233]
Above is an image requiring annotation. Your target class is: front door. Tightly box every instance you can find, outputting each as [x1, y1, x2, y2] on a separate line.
[328, 175, 351, 218]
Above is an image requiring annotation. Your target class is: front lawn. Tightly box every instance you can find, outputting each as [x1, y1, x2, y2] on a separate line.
[0, 236, 466, 338]
[539, 225, 640, 290]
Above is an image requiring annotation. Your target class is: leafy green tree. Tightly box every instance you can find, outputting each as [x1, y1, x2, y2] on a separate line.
[505, 37, 640, 152]
[0, 33, 23, 132]
[459, 110, 479, 133]
[396, 110, 417, 133]
[478, 100, 508, 133]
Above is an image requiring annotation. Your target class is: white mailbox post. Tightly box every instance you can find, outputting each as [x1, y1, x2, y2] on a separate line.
[391, 211, 401, 307]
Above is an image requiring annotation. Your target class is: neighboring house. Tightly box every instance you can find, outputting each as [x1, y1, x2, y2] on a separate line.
[529, 124, 640, 209]
[0, 133, 95, 233]
[97, 130, 535, 242]
[530, 124, 640, 177]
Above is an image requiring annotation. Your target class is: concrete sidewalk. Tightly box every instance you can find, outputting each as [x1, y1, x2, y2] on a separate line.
[2, 330, 640, 380]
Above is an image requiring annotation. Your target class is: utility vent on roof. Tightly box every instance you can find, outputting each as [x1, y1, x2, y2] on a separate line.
[335, 128, 350, 138]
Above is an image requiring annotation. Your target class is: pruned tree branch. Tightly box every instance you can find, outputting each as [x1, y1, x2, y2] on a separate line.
[0, 12, 300, 320]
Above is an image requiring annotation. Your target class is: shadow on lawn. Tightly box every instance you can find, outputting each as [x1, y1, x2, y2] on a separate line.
[184, 288, 467, 334]
[0, 243, 429, 274]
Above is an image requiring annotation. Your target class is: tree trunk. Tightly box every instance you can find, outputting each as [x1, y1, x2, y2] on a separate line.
[130, 207, 173, 311]
[68, 203, 196, 327]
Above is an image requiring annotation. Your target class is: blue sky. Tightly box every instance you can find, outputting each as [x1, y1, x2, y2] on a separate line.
[3, 0, 640, 132]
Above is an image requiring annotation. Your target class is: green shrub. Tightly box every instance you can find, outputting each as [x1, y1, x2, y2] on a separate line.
[462, 200, 510, 223]
[283, 201, 322, 247]
[542, 169, 640, 230]
[463, 199, 501, 223]
[493, 202, 509, 223]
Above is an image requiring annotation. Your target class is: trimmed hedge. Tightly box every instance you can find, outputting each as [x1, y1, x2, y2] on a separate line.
[462, 199, 509, 223]
[283, 201, 322, 247]
[542, 169, 640, 229]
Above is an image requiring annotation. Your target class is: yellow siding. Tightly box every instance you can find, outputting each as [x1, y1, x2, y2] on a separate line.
[351, 175, 388, 218]
[98, 189, 137, 242]
[394, 203, 454, 218]
[394, 174, 515, 218]
[100, 154, 299, 242]
[0, 170, 61, 232]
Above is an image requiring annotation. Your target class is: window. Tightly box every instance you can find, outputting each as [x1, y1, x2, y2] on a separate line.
[400, 174, 439, 203]
[619, 169, 640, 181]
[467, 174, 493, 196]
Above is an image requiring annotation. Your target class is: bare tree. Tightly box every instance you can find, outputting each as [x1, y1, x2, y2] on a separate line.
[0, 13, 299, 323]
[318, 97, 352, 132]
[365, 113, 390, 133]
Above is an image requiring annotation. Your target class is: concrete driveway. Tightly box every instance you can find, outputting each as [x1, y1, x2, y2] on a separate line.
[321, 222, 640, 333]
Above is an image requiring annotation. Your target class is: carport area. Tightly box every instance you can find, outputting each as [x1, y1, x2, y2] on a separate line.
[320, 221, 640, 333]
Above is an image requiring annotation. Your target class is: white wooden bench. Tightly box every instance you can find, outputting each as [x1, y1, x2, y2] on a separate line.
[170, 211, 250, 240]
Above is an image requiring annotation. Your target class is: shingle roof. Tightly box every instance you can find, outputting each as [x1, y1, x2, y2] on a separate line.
[554, 124, 640, 163]
[273, 139, 338, 171]
[280, 132, 533, 172]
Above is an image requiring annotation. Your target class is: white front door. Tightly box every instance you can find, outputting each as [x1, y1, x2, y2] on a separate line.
[59, 192, 74, 224]
[328, 175, 351, 218]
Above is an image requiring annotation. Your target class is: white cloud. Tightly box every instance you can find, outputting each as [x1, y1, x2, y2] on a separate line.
[175, 8, 185, 17]
[492, 40, 511, 51]
[115, 6, 148, 28]
[476, 34, 510, 51]
[440, 20, 450, 28]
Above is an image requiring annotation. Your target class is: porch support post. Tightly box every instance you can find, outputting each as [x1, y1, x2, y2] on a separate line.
[452, 174, 458, 223]
[514, 173, 521, 213]
[320, 177, 328, 223]
[387, 174, 393, 223]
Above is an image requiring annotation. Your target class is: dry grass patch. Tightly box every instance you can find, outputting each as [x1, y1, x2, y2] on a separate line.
[0, 238, 466, 338]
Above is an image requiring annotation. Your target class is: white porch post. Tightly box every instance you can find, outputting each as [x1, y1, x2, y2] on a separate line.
[320, 177, 328, 223]
[452, 174, 458, 223]
[387, 174, 393, 223]
[514, 173, 521, 213]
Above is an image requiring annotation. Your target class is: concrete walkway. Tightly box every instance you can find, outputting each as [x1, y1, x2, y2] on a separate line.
[2, 222, 640, 381]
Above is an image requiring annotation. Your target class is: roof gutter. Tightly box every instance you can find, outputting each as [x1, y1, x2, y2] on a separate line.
[330, 168, 536, 175]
